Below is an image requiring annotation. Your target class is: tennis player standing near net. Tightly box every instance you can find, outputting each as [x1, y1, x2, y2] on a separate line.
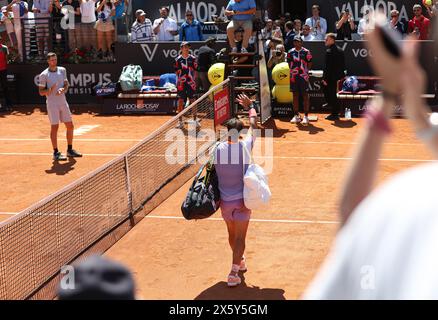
[38, 52, 82, 161]
[215, 93, 257, 287]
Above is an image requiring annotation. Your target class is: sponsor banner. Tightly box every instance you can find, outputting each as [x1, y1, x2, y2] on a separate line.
[133, 0, 228, 24]
[116, 42, 228, 75]
[102, 98, 177, 114]
[214, 86, 230, 126]
[307, 0, 421, 33]
[8, 64, 120, 104]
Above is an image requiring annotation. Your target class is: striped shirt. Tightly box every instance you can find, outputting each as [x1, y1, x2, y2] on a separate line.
[131, 19, 154, 43]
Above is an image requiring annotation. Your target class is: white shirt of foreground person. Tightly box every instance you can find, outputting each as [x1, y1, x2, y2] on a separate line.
[153, 16, 178, 41]
[304, 163, 438, 300]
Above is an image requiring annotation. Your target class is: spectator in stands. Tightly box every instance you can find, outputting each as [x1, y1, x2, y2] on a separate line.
[130, 9, 154, 43]
[425, 0, 437, 18]
[7, 0, 28, 62]
[153, 6, 178, 41]
[79, 0, 97, 51]
[62, 0, 81, 52]
[305, 4, 327, 41]
[261, 18, 273, 39]
[33, 0, 51, 58]
[175, 41, 199, 129]
[0, 40, 11, 111]
[50, 0, 67, 55]
[408, 4, 431, 40]
[293, 19, 302, 36]
[305, 26, 438, 300]
[196, 37, 216, 93]
[284, 20, 295, 52]
[1, 6, 17, 53]
[58, 255, 136, 300]
[274, 19, 284, 38]
[358, 7, 374, 39]
[322, 33, 345, 121]
[179, 10, 203, 42]
[301, 24, 315, 41]
[288, 36, 312, 126]
[336, 10, 355, 40]
[95, 0, 115, 59]
[225, 0, 256, 53]
[112, 0, 128, 41]
[389, 9, 405, 34]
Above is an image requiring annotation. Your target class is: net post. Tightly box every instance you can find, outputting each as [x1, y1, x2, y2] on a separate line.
[124, 155, 135, 227]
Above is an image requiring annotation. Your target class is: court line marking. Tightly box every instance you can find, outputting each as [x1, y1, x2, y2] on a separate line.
[0, 138, 424, 147]
[0, 212, 339, 225]
[0, 152, 434, 163]
[73, 125, 100, 136]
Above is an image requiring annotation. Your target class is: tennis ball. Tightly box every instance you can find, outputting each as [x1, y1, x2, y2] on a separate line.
[423, 0, 433, 6]
[272, 85, 293, 103]
[271, 62, 290, 85]
[208, 63, 225, 86]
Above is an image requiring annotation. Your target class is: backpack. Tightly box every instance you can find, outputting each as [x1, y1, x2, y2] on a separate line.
[119, 65, 142, 92]
[181, 144, 221, 220]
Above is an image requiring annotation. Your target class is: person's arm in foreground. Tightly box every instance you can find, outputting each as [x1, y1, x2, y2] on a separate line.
[339, 25, 403, 226]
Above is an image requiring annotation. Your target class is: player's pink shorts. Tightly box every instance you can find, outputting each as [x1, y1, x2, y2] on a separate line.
[220, 199, 251, 222]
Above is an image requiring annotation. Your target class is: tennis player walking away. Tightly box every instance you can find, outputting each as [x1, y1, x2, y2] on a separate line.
[174, 41, 200, 129]
[38, 52, 82, 161]
[214, 93, 257, 287]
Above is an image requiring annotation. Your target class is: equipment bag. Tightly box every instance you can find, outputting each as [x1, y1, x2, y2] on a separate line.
[119, 64, 143, 92]
[181, 144, 221, 220]
[241, 141, 271, 210]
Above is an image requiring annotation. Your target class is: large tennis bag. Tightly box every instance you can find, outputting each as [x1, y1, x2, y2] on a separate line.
[181, 147, 221, 220]
[119, 65, 143, 92]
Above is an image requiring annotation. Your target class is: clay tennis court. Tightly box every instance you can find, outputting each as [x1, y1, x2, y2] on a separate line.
[0, 105, 434, 299]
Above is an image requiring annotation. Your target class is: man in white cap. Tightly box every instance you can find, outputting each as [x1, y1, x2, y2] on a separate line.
[131, 9, 154, 42]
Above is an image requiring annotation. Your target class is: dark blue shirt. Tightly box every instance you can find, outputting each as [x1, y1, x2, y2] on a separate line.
[179, 20, 203, 41]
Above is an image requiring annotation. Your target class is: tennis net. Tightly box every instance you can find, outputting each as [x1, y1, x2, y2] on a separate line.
[0, 79, 232, 299]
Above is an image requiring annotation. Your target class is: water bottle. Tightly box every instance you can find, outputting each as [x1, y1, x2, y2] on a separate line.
[345, 108, 352, 120]
[264, 10, 269, 22]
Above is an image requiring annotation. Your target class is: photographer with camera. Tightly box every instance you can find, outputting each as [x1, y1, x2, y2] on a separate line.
[267, 44, 285, 69]
[336, 9, 356, 40]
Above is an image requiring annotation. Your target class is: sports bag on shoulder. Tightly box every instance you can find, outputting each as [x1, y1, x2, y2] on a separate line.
[181, 144, 221, 220]
[119, 64, 143, 92]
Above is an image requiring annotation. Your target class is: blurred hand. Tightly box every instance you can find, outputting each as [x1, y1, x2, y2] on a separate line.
[322, 80, 327, 86]
[236, 93, 253, 110]
[364, 17, 402, 94]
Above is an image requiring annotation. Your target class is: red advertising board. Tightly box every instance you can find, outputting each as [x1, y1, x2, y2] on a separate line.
[214, 86, 230, 127]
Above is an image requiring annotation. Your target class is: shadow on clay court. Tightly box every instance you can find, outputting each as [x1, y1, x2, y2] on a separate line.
[331, 119, 358, 129]
[45, 158, 77, 175]
[261, 118, 295, 138]
[194, 273, 286, 300]
[297, 123, 325, 135]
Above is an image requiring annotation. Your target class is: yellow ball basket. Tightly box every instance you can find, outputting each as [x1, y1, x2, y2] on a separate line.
[272, 85, 293, 104]
[271, 62, 290, 85]
[208, 63, 225, 86]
